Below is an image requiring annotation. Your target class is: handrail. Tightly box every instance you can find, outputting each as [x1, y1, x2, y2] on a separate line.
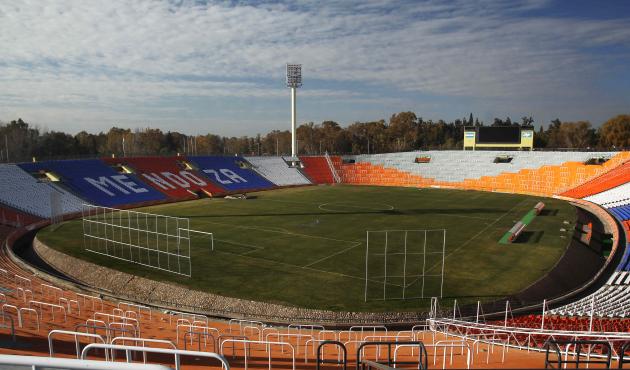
[48, 329, 106, 359]
[0, 354, 171, 369]
[620, 342, 630, 369]
[544, 339, 612, 369]
[356, 341, 428, 370]
[219, 338, 294, 370]
[0, 312, 16, 342]
[316, 340, 347, 370]
[361, 359, 396, 370]
[81, 343, 230, 370]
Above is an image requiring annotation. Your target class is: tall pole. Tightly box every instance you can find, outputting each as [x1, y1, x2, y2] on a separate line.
[291, 87, 297, 158]
[286, 63, 302, 161]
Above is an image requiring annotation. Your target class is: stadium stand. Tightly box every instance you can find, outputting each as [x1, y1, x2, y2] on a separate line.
[337, 150, 630, 195]
[102, 156, 225, 200]
[0, 205, 42, 227]
[186, 155, 275, 192]
[562, 160, 630, 199]
[244, 156, 311, 186]
[499, 314, 630, 332]
[0, 164, 85, 218]
[299, 155, 339, 184]
[1, 151, 630, 368]
[18, 160, 166, 207]
[550, 270, 630, 317]
[584, 182, 630, 208]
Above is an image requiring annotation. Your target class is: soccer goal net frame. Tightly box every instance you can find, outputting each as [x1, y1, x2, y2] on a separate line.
[81, 204, 201, 277]
[364, 229, 446, 302]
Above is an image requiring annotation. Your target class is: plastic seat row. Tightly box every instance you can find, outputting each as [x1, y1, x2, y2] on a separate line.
[0, 164, 85, 218]
[18, 160, 167, 208]
[562, 160, 630, 199]
[299, 156, 336, 184]
[244, 156, 311, 186]
[102, 156, 225, 200]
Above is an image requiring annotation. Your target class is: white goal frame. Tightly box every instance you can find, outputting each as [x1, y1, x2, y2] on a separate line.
[364, 229, 446, 302]
[81, 204, 192, 277]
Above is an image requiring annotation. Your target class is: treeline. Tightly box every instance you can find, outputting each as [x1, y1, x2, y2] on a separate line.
[0, 113, 628, 163]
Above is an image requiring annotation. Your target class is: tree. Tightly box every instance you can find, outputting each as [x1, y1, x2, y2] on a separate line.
[546, 120, 595, 148]
[389, 112, 417, 151]
[599, 115, 630, 148]
[521, 116, 534, 126]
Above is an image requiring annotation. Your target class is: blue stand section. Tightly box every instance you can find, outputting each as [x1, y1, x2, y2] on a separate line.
[19, 159, 166, 207]
[187, 156, 275, 192]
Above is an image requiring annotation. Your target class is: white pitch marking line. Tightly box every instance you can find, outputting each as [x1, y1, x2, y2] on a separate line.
[303, 241, 362, 268]
[318, 202, 395, 212]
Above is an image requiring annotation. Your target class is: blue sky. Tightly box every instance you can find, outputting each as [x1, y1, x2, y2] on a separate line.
[1, 0, 629, 136]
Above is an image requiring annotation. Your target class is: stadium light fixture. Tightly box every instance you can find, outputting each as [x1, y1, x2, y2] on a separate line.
[286, 64, 302, 159]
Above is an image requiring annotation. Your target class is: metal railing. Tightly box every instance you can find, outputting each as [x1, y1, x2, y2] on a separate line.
[0, 354, 171, 369]
[544, 339, 612, 369]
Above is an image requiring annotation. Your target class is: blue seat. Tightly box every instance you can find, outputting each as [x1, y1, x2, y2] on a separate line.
[19, 159, 165, 207]
[187, 156, 275, 192]
[610, 206, 630, 220]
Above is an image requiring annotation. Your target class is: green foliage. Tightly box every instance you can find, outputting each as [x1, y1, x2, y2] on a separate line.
[0, 112, 628, 161]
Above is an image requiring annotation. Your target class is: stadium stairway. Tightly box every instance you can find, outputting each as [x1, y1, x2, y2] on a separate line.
[244, 156, 311, 186]
[18, 160, 166, 208]
[102, 156, 226, 200]
[185, 156, 275, 193]
[299, 156, 339, 184]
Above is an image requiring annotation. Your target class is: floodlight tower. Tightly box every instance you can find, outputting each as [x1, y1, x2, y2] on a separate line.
[286, 64, 302, 160]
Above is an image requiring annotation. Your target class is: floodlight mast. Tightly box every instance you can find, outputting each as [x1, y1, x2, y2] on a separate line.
[286, 64, 302, 160]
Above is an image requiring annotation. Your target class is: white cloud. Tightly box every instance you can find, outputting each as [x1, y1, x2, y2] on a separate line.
[0, 0, 629, 133]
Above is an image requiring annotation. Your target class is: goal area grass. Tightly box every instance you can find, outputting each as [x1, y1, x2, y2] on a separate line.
[38, 185, 576, 312]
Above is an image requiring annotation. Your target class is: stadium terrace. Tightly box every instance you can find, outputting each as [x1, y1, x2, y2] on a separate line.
[0, 146, 628, 369]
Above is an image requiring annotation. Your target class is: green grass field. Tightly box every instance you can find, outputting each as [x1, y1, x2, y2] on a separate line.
[38, 185, 576, 312]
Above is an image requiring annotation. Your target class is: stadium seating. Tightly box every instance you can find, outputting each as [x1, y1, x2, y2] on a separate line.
[0, 205, 42, 227]
[299, 156, 338, 184]
[562, 160, 630, 199]
[550, 270, 630, 318]
[103, 156, 225, 200]
[499, 314, 630, 332]
[338, 151, 629, 196]
[0, 164, 85, 218]
[584, 182, 630, 208]
[186, 156, 275, 192]
[244, 156, 311, 186]
[18, 160, 166, 207]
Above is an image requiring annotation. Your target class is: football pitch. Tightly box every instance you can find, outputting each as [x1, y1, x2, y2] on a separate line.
[38, 185, 576, 312]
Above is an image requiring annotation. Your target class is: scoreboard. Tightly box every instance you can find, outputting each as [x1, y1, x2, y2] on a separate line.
[464, 126, 534, 150]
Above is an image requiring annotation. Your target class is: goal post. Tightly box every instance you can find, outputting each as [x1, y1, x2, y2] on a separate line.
[181, 228, 215, 252]
[81, 204, 192, 277]
[364, 229, 446, 302]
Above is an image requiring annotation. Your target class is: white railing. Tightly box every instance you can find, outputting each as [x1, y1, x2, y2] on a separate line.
[0, 354, 171, 369]
[324, 152, 341, 183]
[81, 343, 230, 370]
[431, 317, 630, 360]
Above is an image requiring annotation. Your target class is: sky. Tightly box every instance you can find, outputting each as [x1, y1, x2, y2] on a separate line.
[1, 0, 629, 136]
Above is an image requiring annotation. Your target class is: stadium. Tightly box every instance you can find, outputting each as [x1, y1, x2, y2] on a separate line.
[0, 127, 629, 369]
[2, 1, 630, 369]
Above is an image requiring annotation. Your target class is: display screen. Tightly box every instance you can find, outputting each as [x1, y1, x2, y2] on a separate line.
[477, 127, 521, 143]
